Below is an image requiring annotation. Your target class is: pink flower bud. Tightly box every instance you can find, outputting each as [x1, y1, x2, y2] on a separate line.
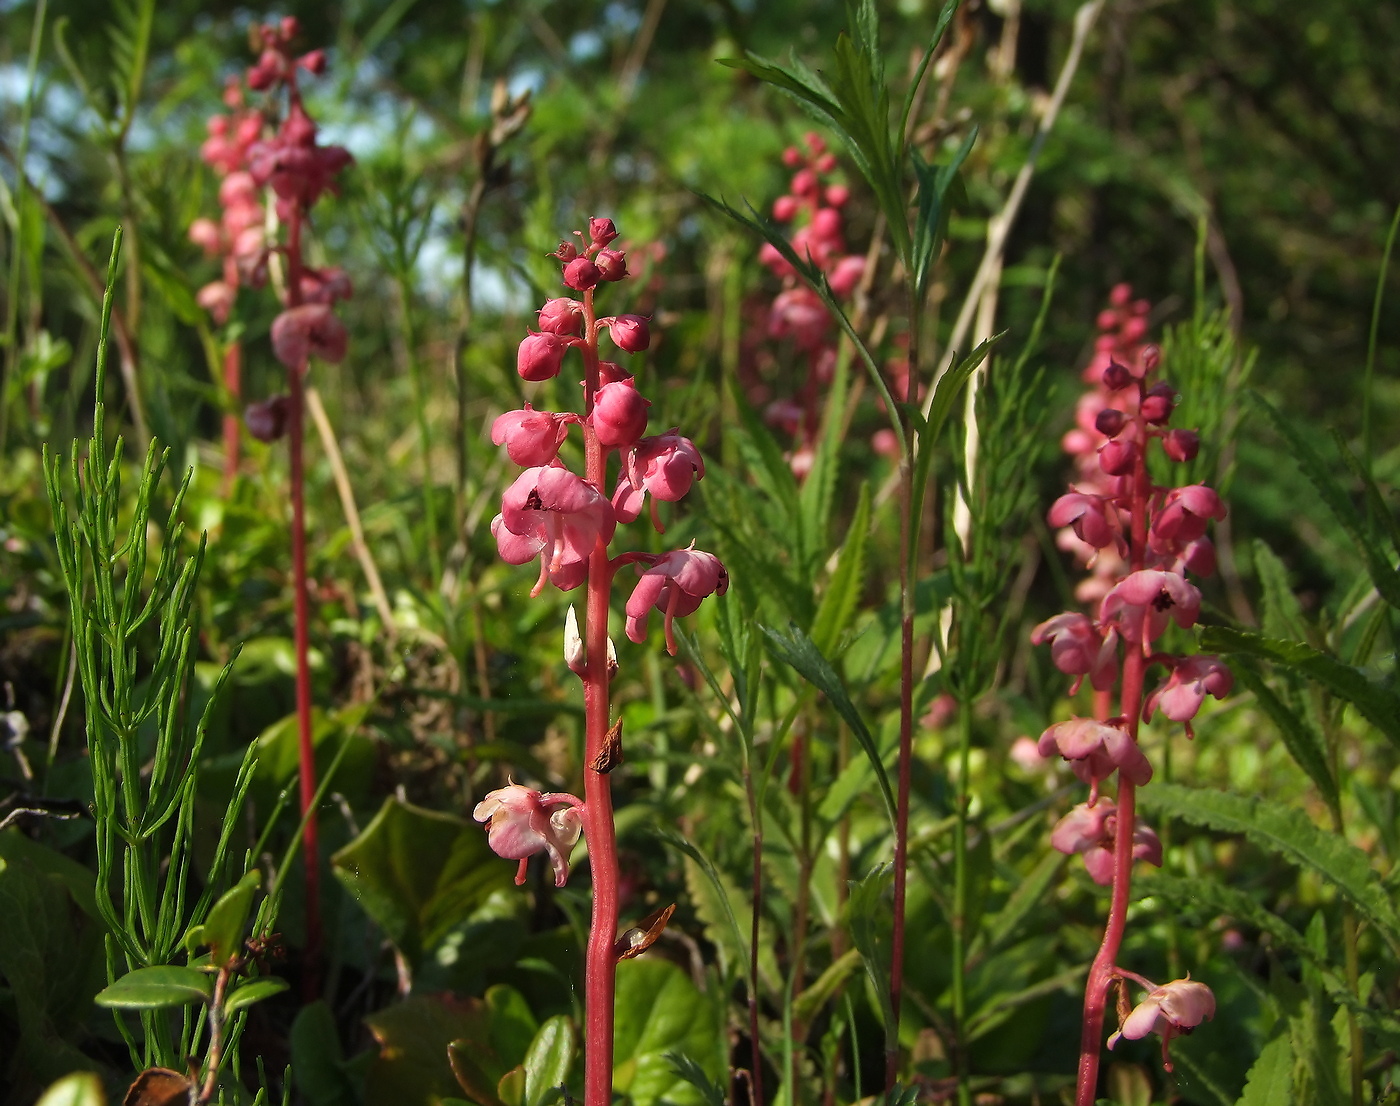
[1109, 283, 1132, 307]
[1163, 429, 1200, 462]
[537, 298, 585, 337]
[598, 360, 631, 384]
[829, 255, 866, 297]
[824, 184, 850, 207]
[563, 256, 601, 290]
[1141, 382, 1176, 424]
[473, 783, 585, 888]
[196, 281, 236, 324]
[773, 195, 799, 221]
[189, 218, 223, 257]
[1096, 309, 1118, 331]
[588, 217, 619, 246]
[1095, 408, 1127, 438]
[517, 331, 572, 381]
[1142, 344, 1161, 373]
[781, 146, 802, 167]
[1098, 438, 1138, 476]
[270, 304, 347, 368]
[245, 395, 289, 442]
[491, 404, 573, 467]
[299, 49, 327, 74]
[1102, 361, 1132, 391]
[810, 207, 842, 241]
[791, 168, 818, 197]
[595, 248, 629, 282]
[1121, 316, 1148, 343]
[625, 547, 729, 654]
[1048, 492, 1118, 550]
[603, 314, 650, 353]
[592, 379, 651, 448]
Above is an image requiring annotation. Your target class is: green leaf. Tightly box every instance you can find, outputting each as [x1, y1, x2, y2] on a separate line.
[613, 958, 724, 1106]
[1201, 625, 1400, 750]
[331, 797, 511, 963]
[1231, 664, 1338, 808]
[1139, 783, 1400, 950]
[94, 966, 212, 1009]
[910, 129, 976, 302]
[223, 976, 289, 1016]
[366, 995, 492, 1106]
[521, 1016, 574, 1106]
[292, 1000, 358, 1106]
[1252, 540, 1307, 643]
[664, 1052, 726, 1106]
[793, 947, 863, 1025]
[36, 1073, 107, 1106]
[759, 620, 896, 828]
[847, 865, 895, 1040]
[194, 868, 261, 968]
[810, 483, 871, 655]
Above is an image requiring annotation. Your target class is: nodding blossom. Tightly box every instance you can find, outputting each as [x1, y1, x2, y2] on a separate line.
[491, 405, 575, 467]
[473, 784, 585, 888]
[625, 548, 730, 655]
[1109, 977, 1216, 1071]
[1050, 800, 1162, 885]
[1099, 569, 1202, 645]
[1031, 613, 1119, 693]
[1144, 654, 1233, 731]
[613, 431, 705, 526]
[492, 466, 616, 595]
[1038, 718, 1153, 804]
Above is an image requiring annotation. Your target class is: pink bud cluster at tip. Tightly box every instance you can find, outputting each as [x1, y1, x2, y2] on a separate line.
[473, 783, 585, 887]
[1108, 977, 1216, 1072]
[739, 133, 866, 474]
[489, 218, 728, 654]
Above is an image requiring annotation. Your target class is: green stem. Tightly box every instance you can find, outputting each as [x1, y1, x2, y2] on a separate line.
[950, 696, 973, 1106]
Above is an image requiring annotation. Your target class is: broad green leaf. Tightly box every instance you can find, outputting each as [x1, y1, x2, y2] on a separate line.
[36, 1073, 106, 1106]
[331, 797, 511, 963]
[1235, 1034, 1293, 1106]
[486, 984, 539, 1071]
[194, 868, 261, 968]
[1139, 783, 1400, 950]
[94, 966, 212, 1009]
[1201, 625, 1400, 750]
[847, 865, 895, 1037]
[613, 958, 724, 1106]
[811, 483, 871, 655]
[1231, 664, 1337, 808]
[223, 976, 289, 1016]
[760, 620, 896, 827]
[521, 1016, 574, 1106]
[366, 994, 492, 1106]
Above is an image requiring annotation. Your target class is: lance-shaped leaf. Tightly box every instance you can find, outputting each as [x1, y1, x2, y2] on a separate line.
[94, 966, 212, 1009]
[1229, 663, 1337, 808]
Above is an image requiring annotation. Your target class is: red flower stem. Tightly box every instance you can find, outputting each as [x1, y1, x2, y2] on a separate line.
[1075, 393, 1151, 1106]
[580, 286, 620, 1106]
[285, 198, 322, 984]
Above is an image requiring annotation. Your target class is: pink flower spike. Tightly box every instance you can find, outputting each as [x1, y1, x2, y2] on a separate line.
[270, 304, 347, 369]
[591, 379, 652, 449]
[625, 547, 729, 655]
[1144, 654, 1233, 727]
[1048, 492, 1119, 551]
[1110, 978, 1216, 1072]
[472, 783, 585, 888]
[491, 405, 573, 467]
[1030, 612, 1119, 692]
[1100, 569, 1202, 644]
[1037, 718, 1153, 800]
[493, 465, 616, 595]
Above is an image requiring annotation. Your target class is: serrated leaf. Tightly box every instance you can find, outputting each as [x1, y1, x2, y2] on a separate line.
[760, 620, 896, 827]
[1231, 664, 1337, 807]
[1252, 540, 1307, 643]
[847, 864, 895, 1037]
[1201, 625, 1400, 750]
[664, 1052, 725, 1106]
[94, 966, 212, 1009]
[1139, 783, 1400, 950]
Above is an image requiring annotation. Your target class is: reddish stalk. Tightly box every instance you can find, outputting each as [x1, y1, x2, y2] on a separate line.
[1074, 405, 1151, 1106]
[580, 287, 621, 1106]
[220, 342, 242, 496]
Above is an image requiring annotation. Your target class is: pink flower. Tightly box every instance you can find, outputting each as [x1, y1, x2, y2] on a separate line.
[563, 256, 601, 291]
[245, 395, 289, 442]
[1144, 655, 1232, 726]
[1100, 569, 1202, 644]
[625, 547, 729, 655]
[1162, 429, 1200, 463]
[197, 281, 236, 325]
[189, 217, 223, 256]
[1150, 484, 1226, 555]
[1037, 718, 1153, 802]
[1050, 799, 1162, 884]
[588, 217, 619, 246]
[1048, 492, 1120, 551]
[1030, 612, 1119, 692]
[591, 379, 651, 449]
[601, 314, 650, 353]
[537, 298, 584, 337]
[517, 331, 573, 381]
[473, 783, 585, 888]
[613, 431, 705, 524]
[492, 465, 616, 595]
[491, 405, 574, 467]
[595, 248, 628, 282]
[768, 287, 829, 351]
[1109, 978, 1216, 1071]
[270, 304, 347, 368]
[828, 255, 866, 296]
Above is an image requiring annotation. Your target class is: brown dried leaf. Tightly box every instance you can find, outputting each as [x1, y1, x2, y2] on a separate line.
[615, 903, 676, 960]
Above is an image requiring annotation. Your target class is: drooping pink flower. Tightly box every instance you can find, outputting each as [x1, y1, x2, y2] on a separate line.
[600, 314, 650, 353]
[1050, 799, 1163, 885]
[588, 217, 619, 246]
[591, 379, 651, 448]
[625, 547, 729, 655]
[492, 465, 616, 595]
[1162, 429, 1200, 463]
[1048, 492, 1120, 551]
[1037, 718, 1153, 802]
[245, 395, 289, 442]
[1149, 484, 1226, 555]
[270, 304, 347, 368]
[768, 287, 829, 351]
[1144, 655, 1233, 726]
[828, 255, 866, 296]
[491, 405, 574, 467]
[1030, 612, 1119, 692]
[1109, 978, 1216, 1071]
[537, 297, 585, 337]
[473, 783, 585, 888]
[517, 331, 573, 381]
[1100, 569, 1202, 644]
[613, 431, 706, 524]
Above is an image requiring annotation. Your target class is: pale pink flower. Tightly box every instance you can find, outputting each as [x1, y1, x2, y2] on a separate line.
[473, 783, 585, 888]
[612, 431, 705, 525]
[1144, 655, 1232, 726]
[1037, 718, 1152, 802]
[625, 547, 729, 654]
[1109, 978, 1216, 1071]
[1048, 492, 1120, 551]
[270, 304, 346, 368]
[1149, 484, 1226, 555]
[1050, 799, 1162, 884]
[1100, 569, 1201, 644]
[492, 465, 616, 595]
[1031, 612, 1119, 692]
